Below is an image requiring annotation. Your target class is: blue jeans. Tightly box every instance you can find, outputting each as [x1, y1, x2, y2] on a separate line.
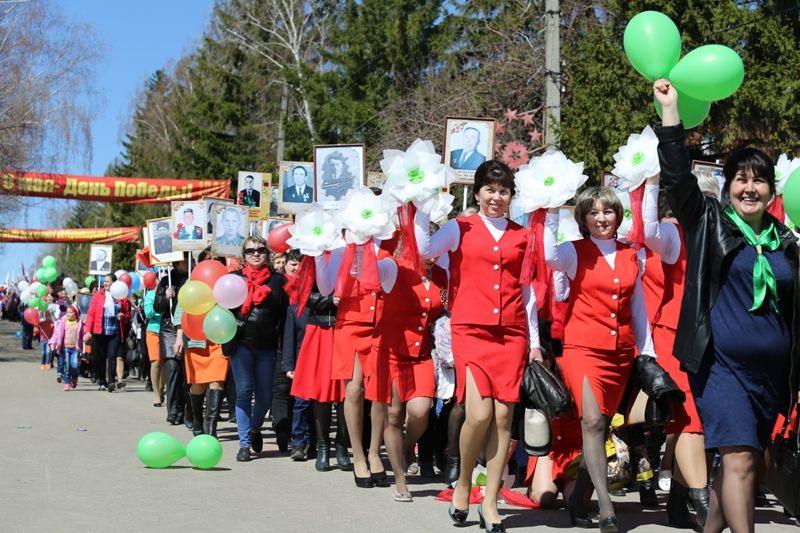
[61, 348, 79, 383]
[291, 398, 315, 448]
[40, 341, 50, 365]
[229, 344, 276, 449]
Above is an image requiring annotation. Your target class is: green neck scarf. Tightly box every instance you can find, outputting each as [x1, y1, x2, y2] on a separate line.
[724, 205, 782, 313]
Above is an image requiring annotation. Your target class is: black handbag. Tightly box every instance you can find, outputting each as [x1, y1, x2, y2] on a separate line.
[520, 361, 571, 418]
[766, 411, 800, 517]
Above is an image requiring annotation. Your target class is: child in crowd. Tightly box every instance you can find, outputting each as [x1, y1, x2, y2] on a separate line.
[49, 305, 84, 391]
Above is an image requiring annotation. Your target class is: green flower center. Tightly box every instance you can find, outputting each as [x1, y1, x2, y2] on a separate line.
[360, 209, 373, 220]
[312, 226, 323, 236]
[631, 151, 645, 166]
[408, 167, 425, 184]
[544, 176, 555, 186]
[557, 232, 565, 242]
[624, 208, 632, 219]
[775, 170, 782, 179]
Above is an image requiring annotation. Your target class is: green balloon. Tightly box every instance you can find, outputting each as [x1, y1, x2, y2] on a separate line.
[42, 266, 58, 283]
[623, 11, 682, 81]
[29, 296, 40, 308]
[85, 275, 95, 288]
[42, 255, 57, 268]
[136, 432, 186, 469]
[185, 434, 223, 469]
[36, 285, 47, 298]
[654, 91, 711, 129]
[783, 168, 800, 228]
[669, 44, 744, 101]
[202, 305, 237, 344]
[38, 300, 48, 312]
[35, 268, 46, 281]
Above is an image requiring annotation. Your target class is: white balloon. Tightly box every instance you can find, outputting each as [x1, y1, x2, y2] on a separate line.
[114, 269, 127, 279]
[62, 277, 74, 287]
[17, 281, 29, 292]
[28, 282, 42, 294]
[19, 289, 31, 303]
[109, 280, 129, 300]
[65, 283, 78, 296]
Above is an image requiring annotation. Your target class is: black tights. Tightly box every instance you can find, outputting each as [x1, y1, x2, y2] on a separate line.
[313, 401, 348, 445]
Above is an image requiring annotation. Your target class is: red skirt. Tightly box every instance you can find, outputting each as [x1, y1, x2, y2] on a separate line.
[291, 324, 345, 403]
[524, 411, 583, 486]
[185, 343, 229, 384]
[331, 321, 374, 381]
[652, 325, 703, 434]
[451, 324, 528, 403]
[560, 345, 635, 417]
[365, 347, 435, 404]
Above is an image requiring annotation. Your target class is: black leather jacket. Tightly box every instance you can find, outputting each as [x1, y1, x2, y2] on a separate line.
[306, 292, 337, 327]
[152, 269, 189, 334]
[656, 124, 799, 393]
[230, 270, 288, 351]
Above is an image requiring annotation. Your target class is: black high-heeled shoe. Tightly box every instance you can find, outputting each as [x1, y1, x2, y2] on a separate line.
[370, 470, 389, 487]
[478, 504, 506, 532]
[599, 515, 619, 533]
[353, 471, 374, 488]
[448, 503, 469, 526]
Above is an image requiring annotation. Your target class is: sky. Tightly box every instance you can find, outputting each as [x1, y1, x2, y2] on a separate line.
[0, 0, 216, 281]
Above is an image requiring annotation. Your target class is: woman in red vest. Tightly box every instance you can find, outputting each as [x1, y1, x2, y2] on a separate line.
[545, 187, 657, 533]
[641, 176, 709, 527]
[416, 160, 541, 532]
[367, 255, 445, 502]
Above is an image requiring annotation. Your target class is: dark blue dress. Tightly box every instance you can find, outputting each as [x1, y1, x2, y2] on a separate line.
[689, 243, 794, 451]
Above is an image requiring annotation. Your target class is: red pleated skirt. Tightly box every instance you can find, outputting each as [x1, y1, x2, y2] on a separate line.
[365, 347, 435, 404]
[291, 324, 345, 403]
[185, 343, 229, 384]
[560, 345, 635, 418]
[331, 321, 374, 381]
[652, 325, 703, 434]
[451, 324, 528, 403]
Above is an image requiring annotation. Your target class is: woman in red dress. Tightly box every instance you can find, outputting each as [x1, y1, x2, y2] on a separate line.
[416, 160, 541, 532]
[545, 187, 657, 533]
[367, 255, 443, 502]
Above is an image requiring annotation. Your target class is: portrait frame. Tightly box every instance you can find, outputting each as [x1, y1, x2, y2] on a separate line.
[262, 217, 293, 242]
[313, 144, 366, 210]
[171, 200, 207, 252]
[278, 161, 315, 213]
[691, 160, 725, 201]
[237, 171, 269, 220]
[203, 196, 233, 244]
[602, 172, 622, 189]
[443, 116, 496, 185]
[211, 203, 249, 258]
[88, 244, 113, 276]
[147, 217, 184, 264]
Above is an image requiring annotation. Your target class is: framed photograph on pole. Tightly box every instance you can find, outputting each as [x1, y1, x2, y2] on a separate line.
[88, 244, 113, 276]
[443, 116, 496, 185]
[147, 217, 184, 264]
[314, 144, 365, 210]
[278, 161, 314, 213]
[211, 204, 249, 258]
[171, 201, 207, 252]
[237, 171, 271, 220]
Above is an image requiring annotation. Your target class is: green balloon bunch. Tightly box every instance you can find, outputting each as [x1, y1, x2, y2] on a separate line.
[624, 11, 745, 128]
[35, 255, 60, 284]
[784, 168, 800, 228]
[136, 432, 222, 470]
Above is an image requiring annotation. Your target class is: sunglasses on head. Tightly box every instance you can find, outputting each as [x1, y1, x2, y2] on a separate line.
[244, 246, 269, 256]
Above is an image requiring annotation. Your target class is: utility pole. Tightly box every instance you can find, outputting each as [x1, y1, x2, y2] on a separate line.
[276, 81, 289, 164]
[544, 0, 561, 148]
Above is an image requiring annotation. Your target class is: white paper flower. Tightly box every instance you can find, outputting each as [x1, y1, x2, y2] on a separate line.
[334, 187, 396, 245]
[611, 125, 660, 191]
[514, 149, 589, 212]
[287, 203, 345, 256]
[613, 189, 633, 240]
[774, 154, 800, 196]
[557, 208, 582, 243]
[380, 139, 456, 214]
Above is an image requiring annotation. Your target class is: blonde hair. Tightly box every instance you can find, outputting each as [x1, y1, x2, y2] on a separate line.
[240, 235, 268, 263]
[574, 187, 623, 238]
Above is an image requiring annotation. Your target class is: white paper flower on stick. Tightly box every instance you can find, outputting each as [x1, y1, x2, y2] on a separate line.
[613, 189, 633, 240]
[774, 154, 800, 196]
[557, 208, 582, 243]
[611, 126, 660, 191]
[286, 203, 345, 256]
[514, 150, 589, 212]
[334, 187, 396, 245]
[380, 139, 455, 214]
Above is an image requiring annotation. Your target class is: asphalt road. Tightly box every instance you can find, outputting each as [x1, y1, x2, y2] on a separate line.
[0, 320, 796, 533]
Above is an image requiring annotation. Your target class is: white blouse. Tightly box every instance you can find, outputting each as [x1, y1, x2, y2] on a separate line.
[314, 242, 398, 297]
[643, 184, 681, 265]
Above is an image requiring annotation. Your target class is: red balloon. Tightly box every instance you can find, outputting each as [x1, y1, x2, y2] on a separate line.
[119, 273, 133, 288]
[143, 271, 157, 290]
[267, 223, 294, 253]
[191, 259, 229, 289]
[181, 312, 207, 341]
[23, 307, 39, 325]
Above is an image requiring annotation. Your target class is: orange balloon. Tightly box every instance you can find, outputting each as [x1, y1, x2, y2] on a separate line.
[181, 312, 207, 341]
[267, 223, 294, 253]
[191, 259, 229, 289]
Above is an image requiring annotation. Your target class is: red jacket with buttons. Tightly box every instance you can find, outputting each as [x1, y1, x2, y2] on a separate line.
[448, 214, 528, 327]
[336, 247, 392, 325]
[564, 239, 638, 351]
[84, 289, 131, 338]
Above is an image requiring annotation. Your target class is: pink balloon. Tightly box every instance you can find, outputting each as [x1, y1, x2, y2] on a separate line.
[213, 274, 248, 309]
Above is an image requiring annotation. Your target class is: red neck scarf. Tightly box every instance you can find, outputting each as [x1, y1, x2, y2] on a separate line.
[240, 265, 272, 315]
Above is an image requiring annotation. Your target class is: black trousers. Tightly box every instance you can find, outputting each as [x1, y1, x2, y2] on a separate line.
[165, 357, 187, 420]
[92, 334, 120, 385]
[271, 355, 293, 441]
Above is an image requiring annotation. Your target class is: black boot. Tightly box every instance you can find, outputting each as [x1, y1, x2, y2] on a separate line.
[189, 394, 205, 436]
[205, 389, 223, 438]
[567, 467, 595, 528]
[316, 439, 331, 472]
[444, 455, 460, 487]
[689, 487, 710, 528]
[667, 481, 696, 529]
[639, 478, 660, 508]
[335, 442, 353, 471]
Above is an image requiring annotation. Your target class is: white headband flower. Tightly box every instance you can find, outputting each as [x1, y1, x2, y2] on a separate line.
[334, 187, 396, 245]
[380, 139, 455, 215]
[514, 150, 589, 212]
[611, 125, 660, 191]
[774, 154, 800, 196]
[286, 204, 345, 256]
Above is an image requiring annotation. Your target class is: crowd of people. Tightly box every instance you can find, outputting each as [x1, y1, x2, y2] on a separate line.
[9, 80, 799, 533]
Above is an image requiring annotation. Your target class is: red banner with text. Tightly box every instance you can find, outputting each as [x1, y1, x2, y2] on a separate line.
[0, 171, 230, 203]
[0, 227, 141, 243]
